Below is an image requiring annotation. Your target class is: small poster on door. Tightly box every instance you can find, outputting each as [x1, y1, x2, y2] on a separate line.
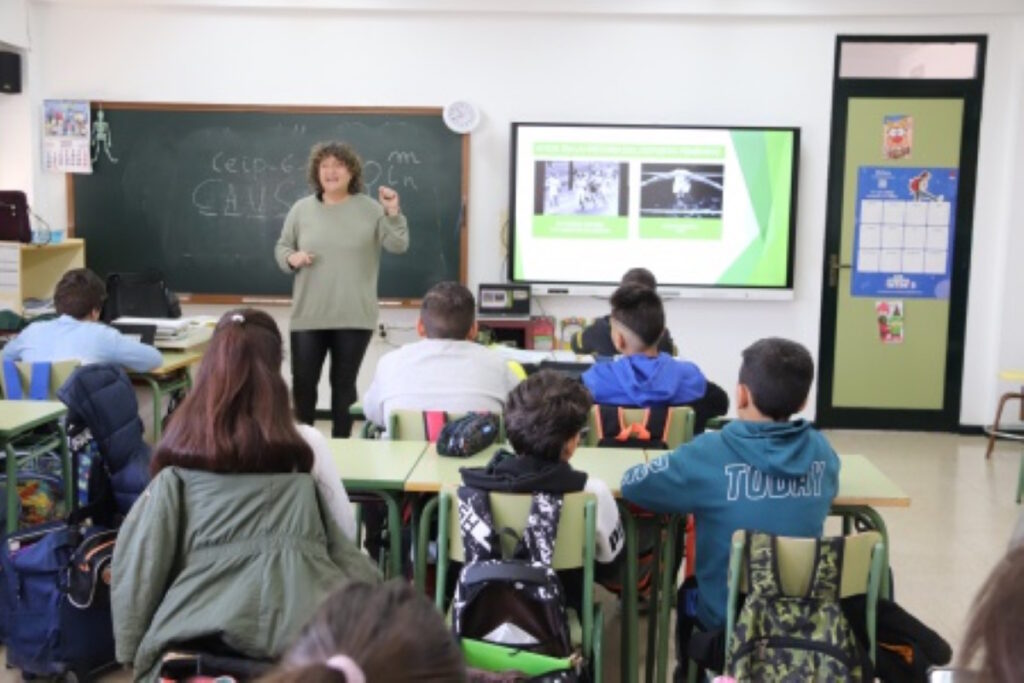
[883, 115, 913, 159]
[42, 100, 92, 174]
[852, 166, 959, 299]
[875, 300, 904, 344]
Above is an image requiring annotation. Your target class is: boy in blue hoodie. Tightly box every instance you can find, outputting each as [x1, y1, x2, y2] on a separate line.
[620, 337, 839, 675]
[581, 285, 727, 433]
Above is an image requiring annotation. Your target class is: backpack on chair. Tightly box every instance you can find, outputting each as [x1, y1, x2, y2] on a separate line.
[452, 486, 582, 681]
[727, 532, 870, 681]
[593, 405, 671, 449]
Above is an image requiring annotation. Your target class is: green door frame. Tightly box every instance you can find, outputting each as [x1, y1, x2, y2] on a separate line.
[816, 35, 987, 430]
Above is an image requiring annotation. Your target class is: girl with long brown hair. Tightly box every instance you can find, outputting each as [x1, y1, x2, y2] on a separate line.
[151, 308, 355, 537]
[112, 309, 378, 683]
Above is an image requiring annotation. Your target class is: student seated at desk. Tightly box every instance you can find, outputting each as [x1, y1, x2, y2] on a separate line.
[619, 337, 839, 676]
[112, 309, 376, 682]
[581, 284, 727, 433]
[2, 268, 161, 372]
[461, 370, 624, 608]
[362, 281, 521, 430]
[571, 267, 676, 357]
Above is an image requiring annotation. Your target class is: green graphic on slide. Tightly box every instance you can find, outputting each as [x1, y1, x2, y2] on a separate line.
[717, 131, 793, 286]
[534, 142, 724, 160]
[532, 216, 628, 239]
[639, 218, 722, 240]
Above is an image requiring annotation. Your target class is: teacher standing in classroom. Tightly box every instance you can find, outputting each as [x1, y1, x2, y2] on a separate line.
[275, 141, 409, 437]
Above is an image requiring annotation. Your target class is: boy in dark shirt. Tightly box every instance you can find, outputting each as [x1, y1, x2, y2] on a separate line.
[582, 284, 727, 433]
[572, 267, 676, 357]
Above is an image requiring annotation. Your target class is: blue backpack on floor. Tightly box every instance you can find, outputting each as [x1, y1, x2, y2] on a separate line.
[0, 519, 118, 678]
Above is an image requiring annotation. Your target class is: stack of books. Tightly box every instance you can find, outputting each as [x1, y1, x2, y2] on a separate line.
[112, 316, 190, 342]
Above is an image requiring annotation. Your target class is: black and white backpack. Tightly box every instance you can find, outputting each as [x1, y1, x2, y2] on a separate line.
[452, 486, 580, 679]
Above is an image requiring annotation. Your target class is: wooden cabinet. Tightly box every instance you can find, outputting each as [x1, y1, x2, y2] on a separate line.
[0, 239, 85, 315]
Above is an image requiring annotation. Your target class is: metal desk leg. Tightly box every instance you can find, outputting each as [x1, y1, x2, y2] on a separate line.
[416, 496, 439, 593]
[834, 504, 892, 599]
[135, 371, 192, 443]
[645, 520, 661, 683]
[619, 502, 639, 683]
[347, 490, 402, 579]
[379, 490, 402, 579]
[656, 515, 679, 683]
[5, 442, 17, 534]
[136, 375, 164, 443]
[58, 421, 72, 508]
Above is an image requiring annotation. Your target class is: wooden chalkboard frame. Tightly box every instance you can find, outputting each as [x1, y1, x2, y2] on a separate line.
[66, 101, 470, 308]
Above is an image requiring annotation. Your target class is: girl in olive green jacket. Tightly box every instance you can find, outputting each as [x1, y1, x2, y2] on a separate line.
[112, 309, 379, 682]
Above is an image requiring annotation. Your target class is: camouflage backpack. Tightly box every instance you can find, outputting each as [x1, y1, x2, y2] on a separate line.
[728, 532, 868, 682]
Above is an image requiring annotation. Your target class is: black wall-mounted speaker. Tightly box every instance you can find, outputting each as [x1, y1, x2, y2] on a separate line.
[0, 51, 22, 94]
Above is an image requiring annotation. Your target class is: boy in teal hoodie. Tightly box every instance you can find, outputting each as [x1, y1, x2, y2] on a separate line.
[620, 337, 839, 673]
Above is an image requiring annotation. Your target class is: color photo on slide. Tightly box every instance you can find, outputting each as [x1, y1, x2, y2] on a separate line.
[533, 160, 628, 217]
[639, 163, 724, 219]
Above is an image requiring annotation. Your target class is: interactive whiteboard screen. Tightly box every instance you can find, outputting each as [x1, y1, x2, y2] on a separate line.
[509, 123, 799, 297]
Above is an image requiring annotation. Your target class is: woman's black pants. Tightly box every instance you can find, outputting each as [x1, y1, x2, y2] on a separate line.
[290, 328, 372, 438]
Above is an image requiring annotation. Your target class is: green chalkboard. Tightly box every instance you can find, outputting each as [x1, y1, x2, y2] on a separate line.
[70, 104, 467, 302]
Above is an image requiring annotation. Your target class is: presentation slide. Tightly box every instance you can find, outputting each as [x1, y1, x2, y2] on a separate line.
[509, 124, 799, 292]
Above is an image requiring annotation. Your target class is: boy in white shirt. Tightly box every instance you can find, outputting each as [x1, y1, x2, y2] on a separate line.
[362, 281, 520, 431]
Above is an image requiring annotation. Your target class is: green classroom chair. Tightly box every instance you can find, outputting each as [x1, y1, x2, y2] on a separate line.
[433, 488, 604, 682]
[584, 404, 694, 450]
[387, 407, 506, 443]
[701, 529, 884, 682]
[1, 359, 80, 401]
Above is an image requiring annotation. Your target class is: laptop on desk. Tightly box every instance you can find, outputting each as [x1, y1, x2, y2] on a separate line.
[111, 322, 157, 346]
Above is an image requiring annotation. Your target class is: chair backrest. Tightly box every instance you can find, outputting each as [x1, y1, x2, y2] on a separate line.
[388, 408, 506, 442]
[443, 488, 594, 570]
[725, 529, 885, 661]
[1, 359, 80, 400]
[729, 529, 882, 598]
[585, 404, 694, 449]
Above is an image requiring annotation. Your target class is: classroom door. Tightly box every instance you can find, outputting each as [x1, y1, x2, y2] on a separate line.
[816, 36, 986, 430]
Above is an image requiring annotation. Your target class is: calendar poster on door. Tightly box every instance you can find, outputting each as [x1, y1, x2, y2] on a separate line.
[852, 166, 959, 299]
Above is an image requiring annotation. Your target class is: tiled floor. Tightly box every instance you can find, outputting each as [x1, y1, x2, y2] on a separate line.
[2, 430, 1019, 681]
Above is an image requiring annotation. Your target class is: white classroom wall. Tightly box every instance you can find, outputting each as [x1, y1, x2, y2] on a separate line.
[1, 0, 1022, 425]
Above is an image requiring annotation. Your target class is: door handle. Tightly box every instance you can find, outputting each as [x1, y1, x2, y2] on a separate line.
[828, 254, 852, 288]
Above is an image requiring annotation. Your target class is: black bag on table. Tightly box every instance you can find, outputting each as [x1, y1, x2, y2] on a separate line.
[100, 269, 181, 322]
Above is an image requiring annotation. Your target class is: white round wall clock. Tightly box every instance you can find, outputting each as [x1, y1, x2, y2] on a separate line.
[443, 100, 480, 134]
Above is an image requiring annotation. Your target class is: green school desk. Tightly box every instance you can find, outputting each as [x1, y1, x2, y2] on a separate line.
[404, 441, 502, 493]
[130, 350, 204, 442]
[329, 438, 428, 578]
[0, 400, 70, 534]
[643, 450, 911, 683]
